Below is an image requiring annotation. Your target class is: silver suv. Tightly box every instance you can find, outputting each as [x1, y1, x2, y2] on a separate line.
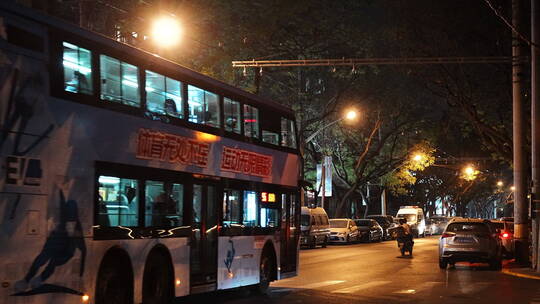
[439, 218, 503, 270]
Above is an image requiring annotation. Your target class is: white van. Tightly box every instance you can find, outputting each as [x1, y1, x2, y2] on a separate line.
[300, 207, 331, 248]
[396, 206, 426, 237]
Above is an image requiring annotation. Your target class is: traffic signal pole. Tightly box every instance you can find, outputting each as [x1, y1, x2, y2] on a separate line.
[513, 0, 529, 265]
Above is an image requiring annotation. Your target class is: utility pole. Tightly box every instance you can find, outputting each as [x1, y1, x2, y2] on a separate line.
[513, 0, 529, 265]
[531, 0, 540, 271]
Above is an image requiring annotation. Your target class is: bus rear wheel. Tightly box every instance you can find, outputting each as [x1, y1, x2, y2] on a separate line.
[143, 250, 174, 304]
[95, 251, 133, 304]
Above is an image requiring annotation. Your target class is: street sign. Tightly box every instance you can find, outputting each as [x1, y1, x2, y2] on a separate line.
[316, 156, 332, 197]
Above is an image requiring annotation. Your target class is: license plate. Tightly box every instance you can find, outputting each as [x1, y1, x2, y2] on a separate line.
[455, 237, 473, 243]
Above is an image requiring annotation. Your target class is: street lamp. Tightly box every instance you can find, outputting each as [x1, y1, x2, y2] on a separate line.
[461, 165, 479, 181]
[497, 180, 504, 187]
[305, 109, 358, 143]
[151, 16, 182, 47]
[413, 154, 423, 162]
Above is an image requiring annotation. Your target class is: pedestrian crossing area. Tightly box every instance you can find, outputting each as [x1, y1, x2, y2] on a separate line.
[270, 278, 494, 297]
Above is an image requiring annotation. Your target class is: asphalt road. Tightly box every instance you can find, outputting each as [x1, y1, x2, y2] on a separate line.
[179, 236, 540, 304]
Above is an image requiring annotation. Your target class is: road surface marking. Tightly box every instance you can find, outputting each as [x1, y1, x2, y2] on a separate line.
[300, 280, 346, 289]
[332, 280, 391, 293]
[459, 282, 491, 294]
[393, 282, 441, 294]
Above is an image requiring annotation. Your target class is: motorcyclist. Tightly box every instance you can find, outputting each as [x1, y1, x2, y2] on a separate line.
[397, 218, 414, 256]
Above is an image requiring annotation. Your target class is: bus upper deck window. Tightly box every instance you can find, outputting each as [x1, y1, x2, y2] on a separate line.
[146, 70, 183, 119]
[243, 105, 259, 139]
[63, 42, 92, 95]
[188, 85, 220, 128]
[100, 55, 140, 107]
[224, 98, 241, 134]
[281, 117, 297, 148]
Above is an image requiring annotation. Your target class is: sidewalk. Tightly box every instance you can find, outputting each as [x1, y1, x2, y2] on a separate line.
[502, 260, 540, 280]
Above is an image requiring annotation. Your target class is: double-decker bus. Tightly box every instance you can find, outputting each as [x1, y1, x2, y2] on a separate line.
[0, 3, 301, 304]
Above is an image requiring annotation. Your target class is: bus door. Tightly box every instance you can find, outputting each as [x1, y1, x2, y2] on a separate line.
[190, 183, 219, 291]
[280, 193, 299, 273]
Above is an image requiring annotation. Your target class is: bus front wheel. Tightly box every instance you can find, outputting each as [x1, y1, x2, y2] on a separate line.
[252, 248, 275, 295]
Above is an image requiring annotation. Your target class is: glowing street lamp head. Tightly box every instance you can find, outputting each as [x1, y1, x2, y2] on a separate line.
[345, 109, 357, 121]
[152, 16, 182, 47]
[413, 154, 423, 162]
[464, 166, 475, 175]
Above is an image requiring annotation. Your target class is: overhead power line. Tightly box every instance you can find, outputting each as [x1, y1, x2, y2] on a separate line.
[232, 56, 527, 68]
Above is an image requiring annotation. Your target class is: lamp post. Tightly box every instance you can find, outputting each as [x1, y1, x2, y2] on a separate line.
[305, 109, 357, 144]
[304, 109, 358, 210]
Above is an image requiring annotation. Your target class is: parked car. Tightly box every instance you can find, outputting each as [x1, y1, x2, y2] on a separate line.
[490, 219, 515, 258]
[300, 207, 331, 248]
[354, 219, 384, 242]
[499, 217, 514, 222]
[439, 218, 503, 270]
[366, 215, 394, 240]
[396, 206, 426, 237]
[329, 219, 360, 243]
[387, 218, 402, 239]
[427, 215, 450, 235]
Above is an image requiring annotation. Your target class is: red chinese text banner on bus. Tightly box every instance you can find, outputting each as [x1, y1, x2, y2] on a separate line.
[136, 128, 210, 167]
[221, 146, 272, 177]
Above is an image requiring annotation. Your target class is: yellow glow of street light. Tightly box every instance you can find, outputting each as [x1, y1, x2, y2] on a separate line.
[345, 109, 357, 121]
[152, 16, 182, 47]
[497, 181, 503, 187]
[464, 166, 475, 175]
[510, 186, 515, 191]
[413, 154, 423, 162]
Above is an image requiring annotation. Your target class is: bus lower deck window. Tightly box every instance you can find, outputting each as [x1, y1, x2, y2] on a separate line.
[145, 181, 184, 227]
[97, 176, 139, 227]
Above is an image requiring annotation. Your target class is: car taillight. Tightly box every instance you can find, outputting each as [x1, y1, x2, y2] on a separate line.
[441, 232, 455, 238]
[501, 231, 512, 239]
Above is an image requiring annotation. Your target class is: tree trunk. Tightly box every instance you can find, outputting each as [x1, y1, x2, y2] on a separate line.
[335, 181, 359, 217]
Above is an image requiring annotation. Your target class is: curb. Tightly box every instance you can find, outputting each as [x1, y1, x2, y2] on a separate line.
[501, 268, 540, 280]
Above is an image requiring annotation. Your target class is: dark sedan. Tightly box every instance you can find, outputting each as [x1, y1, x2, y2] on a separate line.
[366, 215, 394, 240]
[354, 219, 384, 242]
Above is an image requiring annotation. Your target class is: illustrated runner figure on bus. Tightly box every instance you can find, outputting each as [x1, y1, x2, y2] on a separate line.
[14, 189, 87, 295]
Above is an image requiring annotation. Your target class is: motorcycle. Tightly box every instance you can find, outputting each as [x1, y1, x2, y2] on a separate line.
[397, 236, 413, 256]
[395, 225, 414, 256]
